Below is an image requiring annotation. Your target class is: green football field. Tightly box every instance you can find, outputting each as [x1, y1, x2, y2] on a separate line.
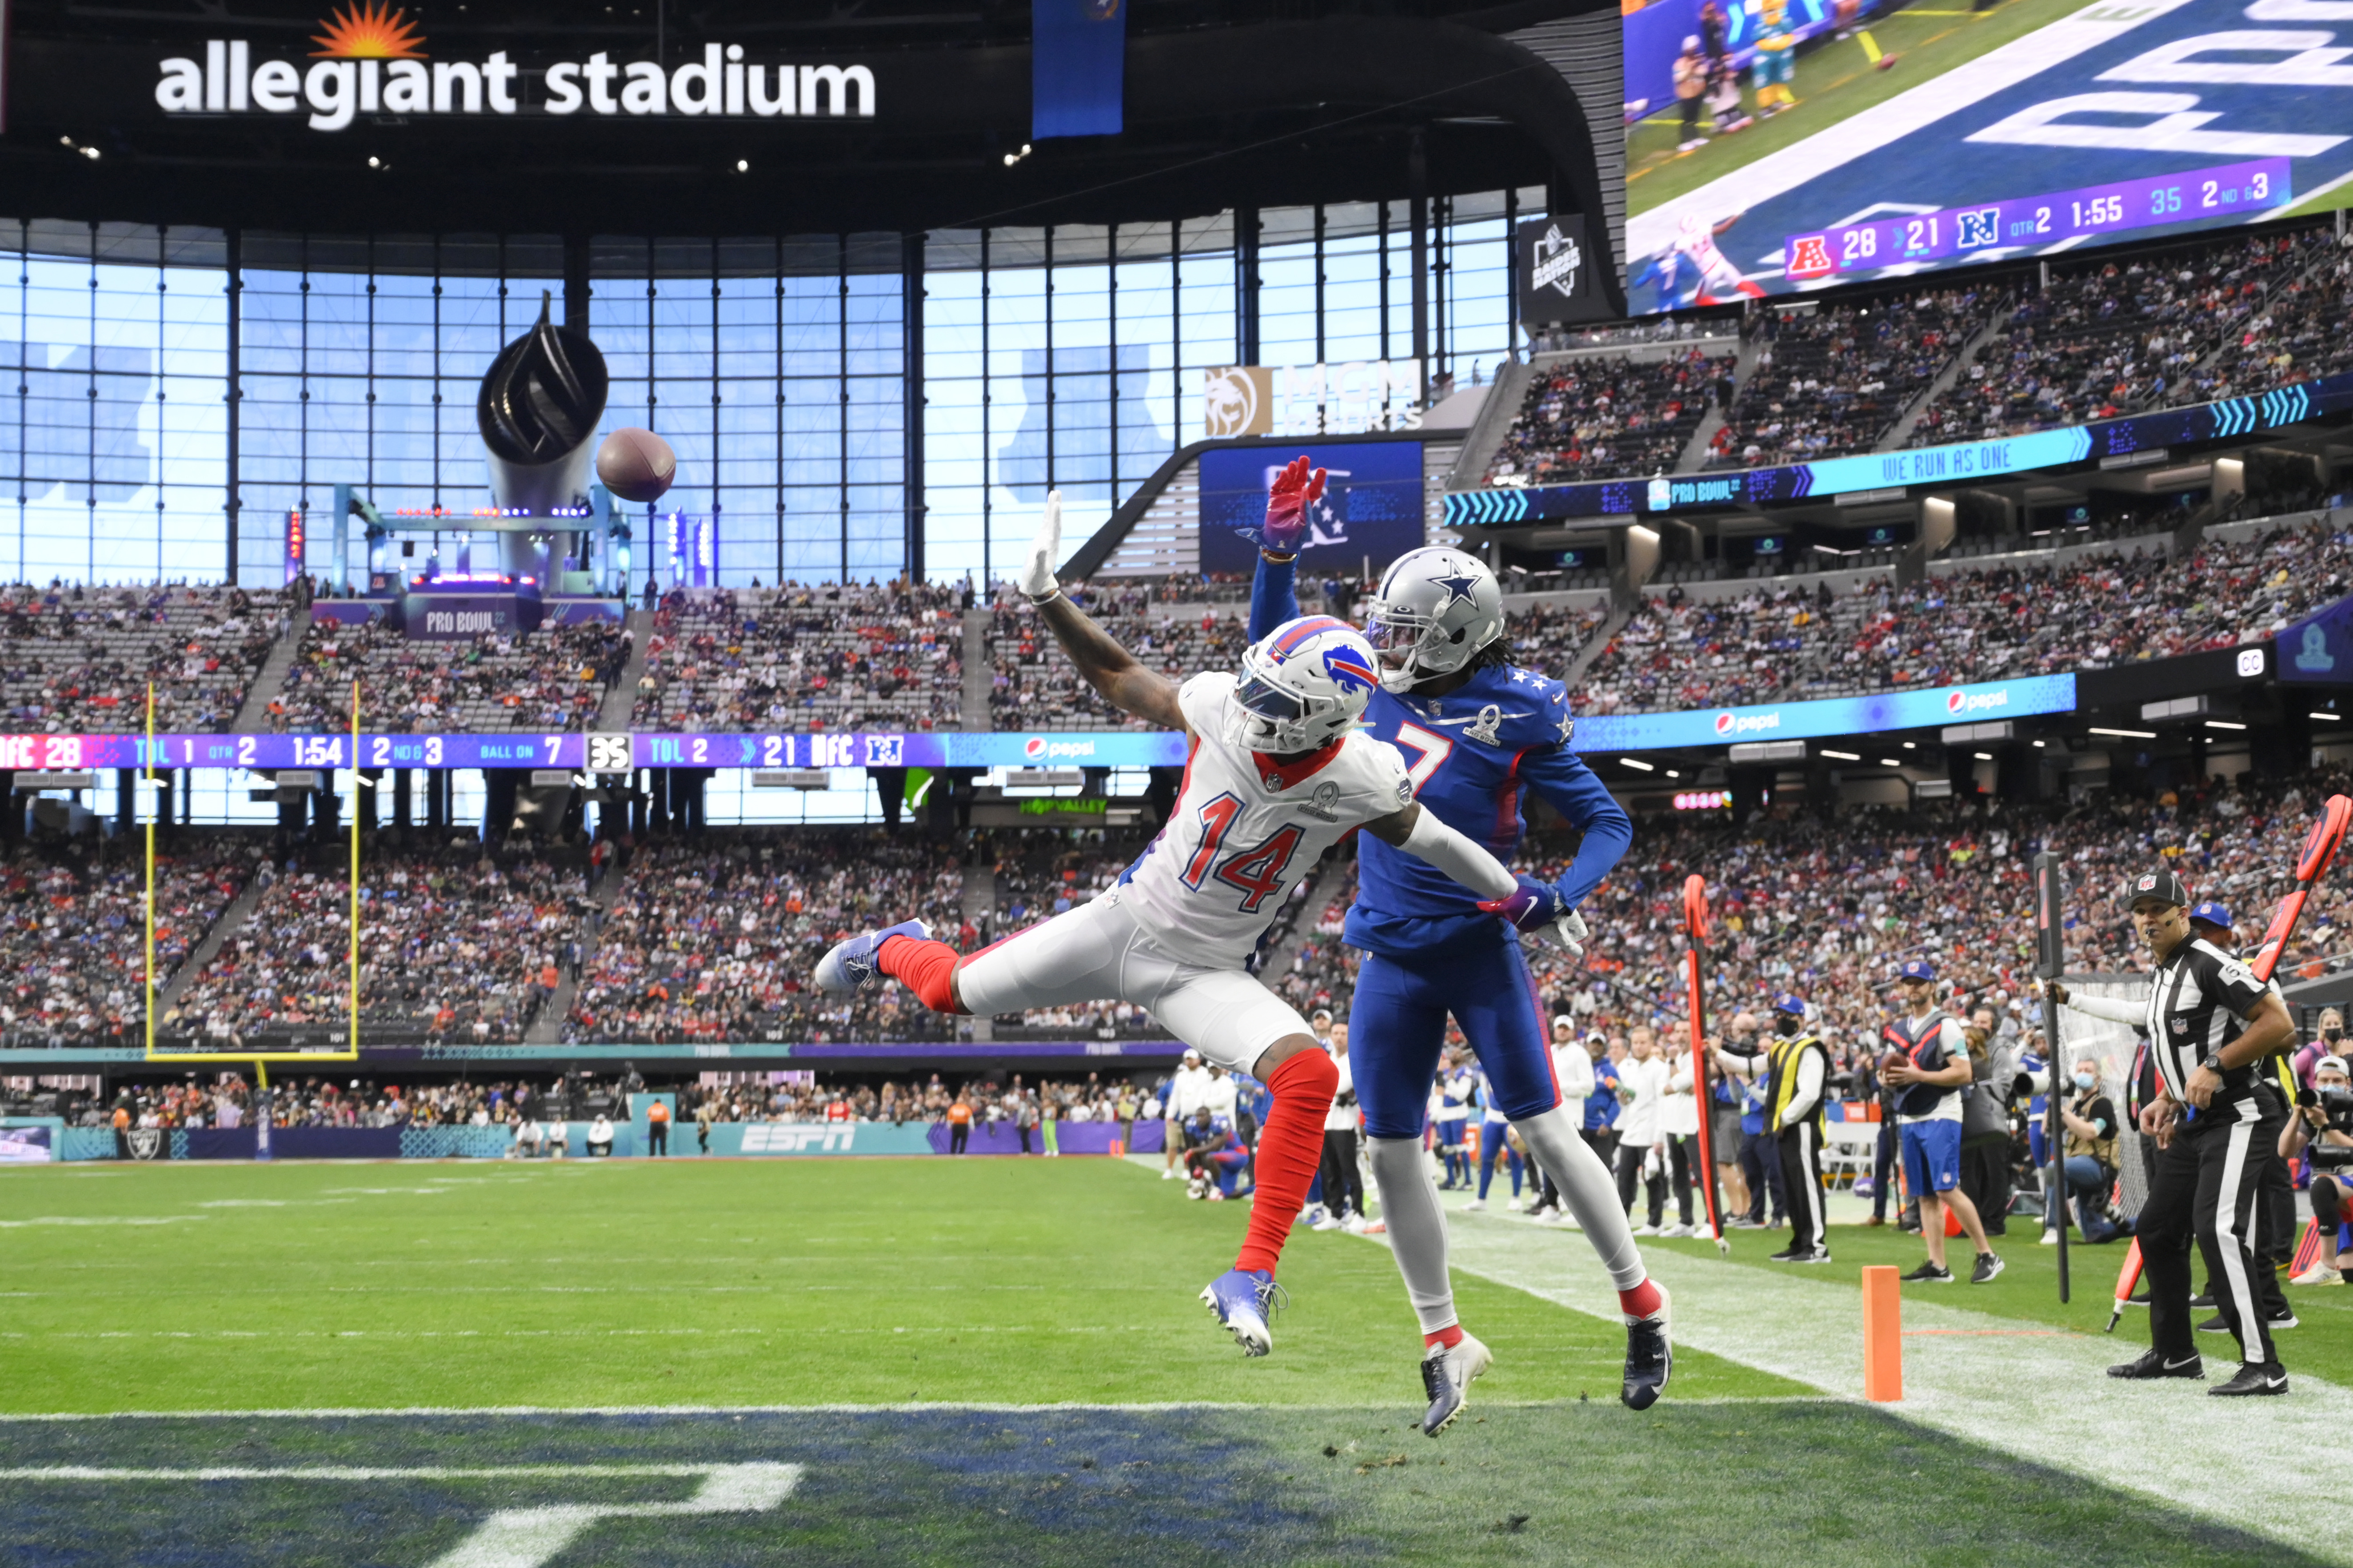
[0, 1156, 2334, 1566]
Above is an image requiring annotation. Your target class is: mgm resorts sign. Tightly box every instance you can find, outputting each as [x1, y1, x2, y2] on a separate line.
[152, 1, 877, 132]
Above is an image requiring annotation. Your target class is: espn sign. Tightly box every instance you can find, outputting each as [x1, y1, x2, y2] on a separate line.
[740, 1124, 857, 1155]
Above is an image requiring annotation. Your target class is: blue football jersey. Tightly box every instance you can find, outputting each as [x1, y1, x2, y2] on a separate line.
[1246, 556, 1632, 957]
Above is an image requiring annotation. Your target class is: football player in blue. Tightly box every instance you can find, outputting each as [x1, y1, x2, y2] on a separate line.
[1242, 456, 1666, 1437]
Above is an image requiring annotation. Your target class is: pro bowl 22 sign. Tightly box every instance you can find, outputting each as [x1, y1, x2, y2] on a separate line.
[1571, 674, 2077, 753]
[152, 1, 877, 132]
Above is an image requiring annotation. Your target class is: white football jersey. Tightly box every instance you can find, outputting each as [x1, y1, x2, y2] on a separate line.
[1119, 672, 1413, 968]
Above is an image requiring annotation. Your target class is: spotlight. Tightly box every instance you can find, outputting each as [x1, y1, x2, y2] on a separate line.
[735, 159, 748, 172]
[81, 147, 100, 161]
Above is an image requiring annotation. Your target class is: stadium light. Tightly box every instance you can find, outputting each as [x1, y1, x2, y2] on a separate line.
[2089, 726, 2156, 739]
[2204, 720, 2247, 731]
[1820, 749, 1860, 762]
[1618, 758, 1655, 773]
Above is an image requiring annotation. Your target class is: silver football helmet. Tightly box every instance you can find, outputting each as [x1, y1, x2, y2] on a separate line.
[1361, 547, 1505, 694]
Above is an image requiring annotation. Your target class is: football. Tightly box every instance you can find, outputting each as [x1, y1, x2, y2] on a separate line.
[595, 426, 676, 503]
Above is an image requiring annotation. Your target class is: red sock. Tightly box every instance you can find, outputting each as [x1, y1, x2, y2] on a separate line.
[878, 934, 964, 1014]
[1234, 1049, 1339, 1277]
[1423, 1325, 1465, 1349]
[1618, 1279, 1662, 1319]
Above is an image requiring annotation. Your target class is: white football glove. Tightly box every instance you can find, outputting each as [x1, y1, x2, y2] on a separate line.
[1019, 491, 1063, 603]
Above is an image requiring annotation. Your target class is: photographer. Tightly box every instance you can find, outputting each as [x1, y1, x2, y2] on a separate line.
[2285, 1054, 2353, 1286]
[2042, 1055, 2124, 1246]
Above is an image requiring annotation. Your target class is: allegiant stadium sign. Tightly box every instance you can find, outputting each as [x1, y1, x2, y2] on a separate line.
[152, 2, 876, 132]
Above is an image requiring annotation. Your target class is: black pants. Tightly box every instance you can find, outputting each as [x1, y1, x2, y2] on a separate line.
[1871, 1121, 1899, 1219]
[1958, 1133, 2011, 1237]
[648, 1123, 667, 1157]
[2139, 1099, 2285, 1367]
[1319, 1128, 1363, 1219]
[1019, 1125, 1033, 1154]
[1614, 1141, 1650, 1216]
[1739, 1129, 1786, 1223]
[1778, 1122, 1827, 1253]
[950, 1123, 969, 1154]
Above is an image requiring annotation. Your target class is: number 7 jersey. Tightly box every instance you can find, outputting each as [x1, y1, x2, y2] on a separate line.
[1118, 671, 1415, 969]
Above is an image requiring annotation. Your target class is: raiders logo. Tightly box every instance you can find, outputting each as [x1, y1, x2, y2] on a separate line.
[125, 1128, 164, 1161]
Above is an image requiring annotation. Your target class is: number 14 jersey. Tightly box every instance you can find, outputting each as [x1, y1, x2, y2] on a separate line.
[1118, 671, 1414, 969]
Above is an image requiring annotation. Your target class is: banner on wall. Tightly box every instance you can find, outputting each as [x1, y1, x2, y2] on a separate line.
[1196, 441, 1426, 578]
[1515, 215, 1612, 326]
[1201, 363, 1423, 440]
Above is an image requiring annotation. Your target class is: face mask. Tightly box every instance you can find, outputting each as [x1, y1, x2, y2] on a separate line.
[2326, 1027, 2344, 1041]
[2072, 1072, 2096, 1091]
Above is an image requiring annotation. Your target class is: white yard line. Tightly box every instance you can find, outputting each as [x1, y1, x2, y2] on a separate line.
[1627, 0, 2197, 260]
[0, 1464, 805, 1568]
[1429, 1209, 2352, 1559]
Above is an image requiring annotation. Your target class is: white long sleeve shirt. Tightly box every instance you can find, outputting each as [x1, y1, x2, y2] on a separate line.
[1325, 1050, 1358, 1133]
[1660, 1058, 1702, 1137]
[1553, 1044, 1596, 1109]
[1614, 1055, 1669, 1145]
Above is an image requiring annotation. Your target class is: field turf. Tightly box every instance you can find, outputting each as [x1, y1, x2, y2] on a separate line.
[0, 1157, 2327, 1566]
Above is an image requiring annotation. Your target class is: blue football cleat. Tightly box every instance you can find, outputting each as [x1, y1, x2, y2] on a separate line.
[1201, 1267, 1284, 1357]
[1621, 1283, 1673, 1411]
[814, 918, 932, 994]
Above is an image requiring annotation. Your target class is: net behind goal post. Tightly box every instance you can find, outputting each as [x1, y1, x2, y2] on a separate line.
[2050, 974, 2153, 1219]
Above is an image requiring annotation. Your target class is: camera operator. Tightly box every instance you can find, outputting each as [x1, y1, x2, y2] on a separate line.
[2042, 1055, 2124, 1245]
[2285, 1054, 2353, 1286]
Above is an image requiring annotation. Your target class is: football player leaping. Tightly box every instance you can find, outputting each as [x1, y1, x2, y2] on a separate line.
[1243, 457, 1669, 1436]
[815, 489, 1531, 1359]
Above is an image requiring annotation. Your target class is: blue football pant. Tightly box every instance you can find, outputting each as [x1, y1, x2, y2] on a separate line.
[1350, 933, 1646, 1332]
[1478, 1128, 1523, 1200]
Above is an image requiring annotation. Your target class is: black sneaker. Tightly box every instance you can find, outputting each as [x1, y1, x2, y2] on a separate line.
[2108, 1348, 2203, 1380]
[2271, 1308, 2300, 1329]
[1794, 1245, 1832, 1264]
[1970, 1252, 2005, 1285]
[2209, 1361, 2288, 1397]
[1900, 1261, 1954, 1283]
[2188, 1293, 2215, 1309]
[1621, 1284, 1673, 1412]
[2197, 1315, 2230, 1334]
[1766, 1245, 1804, 1262]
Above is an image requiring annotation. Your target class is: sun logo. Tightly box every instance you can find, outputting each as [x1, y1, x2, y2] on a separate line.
[311, 0, 428, 59]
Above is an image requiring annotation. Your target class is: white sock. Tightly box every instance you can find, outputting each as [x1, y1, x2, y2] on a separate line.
[1511, 1107, 1648, 1292]
[1367, 1135, 1458, 1335]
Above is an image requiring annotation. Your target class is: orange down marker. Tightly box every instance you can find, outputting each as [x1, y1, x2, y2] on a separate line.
[1862, 1265, 1903, 1402]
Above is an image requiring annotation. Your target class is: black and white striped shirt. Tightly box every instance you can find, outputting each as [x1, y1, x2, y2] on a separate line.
[2143, 937, 2268, 1115]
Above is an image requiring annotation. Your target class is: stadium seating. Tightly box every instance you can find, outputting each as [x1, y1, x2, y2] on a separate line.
[1484, 348, 1734, 484]
[1713, 288, 2004, 467]
[1572, 520, 2352, 714]
[168, 843, 583, 1047]
[630, 581, 967, 732]
[988, 584, 1250, 730]
[271, 613, 628, 733]
[564, 828, 967, 1044]
[0, 583, 288, 733]
[1906, 226, 2343, 445]
[0, 837, 254, 1048]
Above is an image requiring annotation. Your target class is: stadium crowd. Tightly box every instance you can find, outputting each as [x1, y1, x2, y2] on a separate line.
[1573, 520, 2350, 714]
[0, 582, 287, 732]
[1483, 347, 1733, 485]
[630, 580, 967, 733]
[271, 612, 629, 733]
[0, 838, 254, 1048]
[166, 843, 583, 1046]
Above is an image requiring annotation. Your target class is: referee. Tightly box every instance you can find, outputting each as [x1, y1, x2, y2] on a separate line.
[2105, 870, 2295, 1396]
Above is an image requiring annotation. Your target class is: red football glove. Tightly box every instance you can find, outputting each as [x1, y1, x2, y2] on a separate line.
[1254, 455, 1327, 557]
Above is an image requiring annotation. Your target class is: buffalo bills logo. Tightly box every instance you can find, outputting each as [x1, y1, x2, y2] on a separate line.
[1322, 646, 1378, 694]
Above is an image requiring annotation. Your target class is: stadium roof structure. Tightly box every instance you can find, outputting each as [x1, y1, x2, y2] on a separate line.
[0, 0, 1627, 304]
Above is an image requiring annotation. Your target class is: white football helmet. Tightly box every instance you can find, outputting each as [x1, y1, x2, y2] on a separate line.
[1362, 547, 1505, 693]
[1228, 614, 1382, 754]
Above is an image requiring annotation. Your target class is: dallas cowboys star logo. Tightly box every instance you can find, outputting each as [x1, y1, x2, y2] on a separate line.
[1430, 569, 1482, 606]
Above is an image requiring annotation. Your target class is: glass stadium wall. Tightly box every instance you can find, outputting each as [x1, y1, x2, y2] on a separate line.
[0, 192, 1531, 591]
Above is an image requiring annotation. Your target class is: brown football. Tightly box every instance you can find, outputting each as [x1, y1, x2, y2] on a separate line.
[596, 427, 677, 503]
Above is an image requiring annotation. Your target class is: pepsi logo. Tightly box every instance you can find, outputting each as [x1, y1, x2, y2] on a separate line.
[1946, 690, 1967, 714]
[1023, 737, 1047, 760]
[1714, 712, 1735, 736]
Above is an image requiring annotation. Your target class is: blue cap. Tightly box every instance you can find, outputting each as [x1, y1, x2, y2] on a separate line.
[1899, 958, 1936, 983]
[1772, 991, 1807, 1018]
[2189, 901, 2232, 930]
